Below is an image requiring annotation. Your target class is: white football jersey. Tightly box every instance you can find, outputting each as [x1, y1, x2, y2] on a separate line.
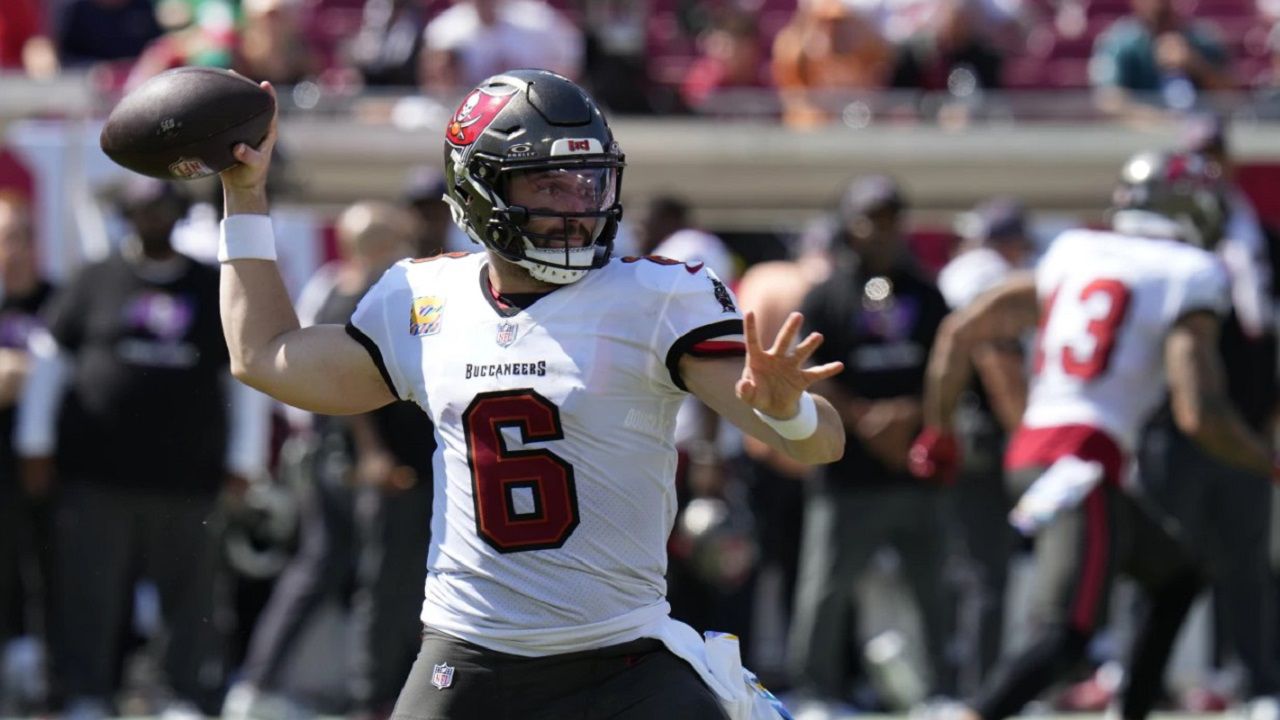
[1023, 229, 1230, 451]
[349, 252, 744, 656]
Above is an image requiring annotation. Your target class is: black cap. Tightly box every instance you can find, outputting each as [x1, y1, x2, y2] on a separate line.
[1180, 112, 1227, 155]
[839, 175, 905, 220]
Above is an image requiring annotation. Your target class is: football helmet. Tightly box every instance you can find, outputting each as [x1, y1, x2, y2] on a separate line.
[1111, 150, 1227, 249]
[442, 69, 625, 284]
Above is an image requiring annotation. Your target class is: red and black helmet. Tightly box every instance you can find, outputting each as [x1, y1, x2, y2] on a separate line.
[1111, 150, 1227, 249]
[442, 69, 625, 284]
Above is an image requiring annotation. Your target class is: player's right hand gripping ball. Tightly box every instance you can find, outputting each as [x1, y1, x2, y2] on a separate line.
[100, 67, 274, 180]
[908, 427, 960, 485]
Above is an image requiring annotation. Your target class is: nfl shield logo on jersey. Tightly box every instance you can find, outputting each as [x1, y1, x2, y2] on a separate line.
[431, 662, 454, 690]
[496, 321, 518, 347]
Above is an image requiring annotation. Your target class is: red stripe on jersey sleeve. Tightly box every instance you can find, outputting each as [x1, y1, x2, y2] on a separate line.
[690, 340, 746, 355]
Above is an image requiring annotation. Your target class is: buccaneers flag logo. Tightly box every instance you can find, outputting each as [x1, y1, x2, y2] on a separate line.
[446, 89, 514, 147]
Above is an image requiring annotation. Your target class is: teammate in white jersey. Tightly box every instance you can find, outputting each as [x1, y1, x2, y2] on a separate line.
[216, 69, 844, 719]
[909, 150, 1275, 720]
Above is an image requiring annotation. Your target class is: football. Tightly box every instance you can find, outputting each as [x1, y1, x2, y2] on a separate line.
[100, 67, 274, 180]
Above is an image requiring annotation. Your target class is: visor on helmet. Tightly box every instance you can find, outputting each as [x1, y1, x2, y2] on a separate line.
[503, 167, 618, 241]
[493, 165, 620, 276]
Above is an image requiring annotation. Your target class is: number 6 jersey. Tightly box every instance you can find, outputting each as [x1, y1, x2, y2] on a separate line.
[348, 252, 744, 656]
[1022, 228, 1230, 455]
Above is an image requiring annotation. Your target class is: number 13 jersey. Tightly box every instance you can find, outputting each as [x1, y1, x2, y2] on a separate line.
[1025, 229, 1230, 453]
[348, 252, 744, 656]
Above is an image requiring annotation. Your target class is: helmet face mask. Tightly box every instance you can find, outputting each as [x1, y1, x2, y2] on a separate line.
[443, 70, 625, 284]
[1111, 151, 1227, 249]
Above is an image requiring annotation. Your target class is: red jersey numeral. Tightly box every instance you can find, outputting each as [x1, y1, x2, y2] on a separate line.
[1036, 279, 1131, 380]
[462, 390, 579, 553]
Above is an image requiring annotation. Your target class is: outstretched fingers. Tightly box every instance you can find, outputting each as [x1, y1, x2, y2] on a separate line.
[771, 312, 804, 355]
[743, 311, 762, 354]
[793, 331, 825, 364]
[803, 360, 845, 384]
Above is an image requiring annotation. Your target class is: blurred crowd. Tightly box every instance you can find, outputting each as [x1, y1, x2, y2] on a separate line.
[7, 0, 1280, 123]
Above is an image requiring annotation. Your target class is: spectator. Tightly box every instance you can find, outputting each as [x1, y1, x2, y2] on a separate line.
[0, 0, 58, 78]
[681, 10, 771, 113]
[890, 0, 1006, 95]
[581, 0, 655, 114]
[222, 201, 419, 720]
[233, 0, 319, 86]
[772, 0, 895, 128]
[347, 0, 427, 88]
[0, 193, 55, 715]
[420, 0, 584, 94]
[124, 0, 238, 90]
[789, 175, 953, 711]
[1090, 0, 1232, 119]
[57, 0, 163, 68]
[15, 179, 268, 720]
[851, 0, 1027, 50]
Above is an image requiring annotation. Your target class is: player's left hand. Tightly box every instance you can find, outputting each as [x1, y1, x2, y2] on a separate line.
[736, 311, 843, 421]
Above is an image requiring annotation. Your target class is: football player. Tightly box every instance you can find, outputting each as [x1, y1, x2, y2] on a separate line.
[217, 69, 844, 719]
[909, 150, 1275, 720]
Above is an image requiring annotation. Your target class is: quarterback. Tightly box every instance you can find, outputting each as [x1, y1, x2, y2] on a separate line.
[217, 69, 843, 719]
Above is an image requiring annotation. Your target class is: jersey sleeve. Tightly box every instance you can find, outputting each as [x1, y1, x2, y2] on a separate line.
[1165, 254, 1231, 324]
[647, 262, 745, 391]
[346, 261, 416, 402]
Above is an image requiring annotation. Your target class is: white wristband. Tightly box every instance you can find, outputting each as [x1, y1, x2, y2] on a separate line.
[754, 391, 819, 441]
[219, 214, 276, 262]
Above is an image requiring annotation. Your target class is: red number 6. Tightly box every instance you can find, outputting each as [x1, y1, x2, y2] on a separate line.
[462, 390, 579, 553]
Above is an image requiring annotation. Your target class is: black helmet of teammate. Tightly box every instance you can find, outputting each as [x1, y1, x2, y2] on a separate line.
[1111, 150, 1227, 249]
[442, 69, 625, 284]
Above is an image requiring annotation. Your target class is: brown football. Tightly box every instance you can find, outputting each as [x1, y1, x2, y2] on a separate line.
[100, 67, 274, 180]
